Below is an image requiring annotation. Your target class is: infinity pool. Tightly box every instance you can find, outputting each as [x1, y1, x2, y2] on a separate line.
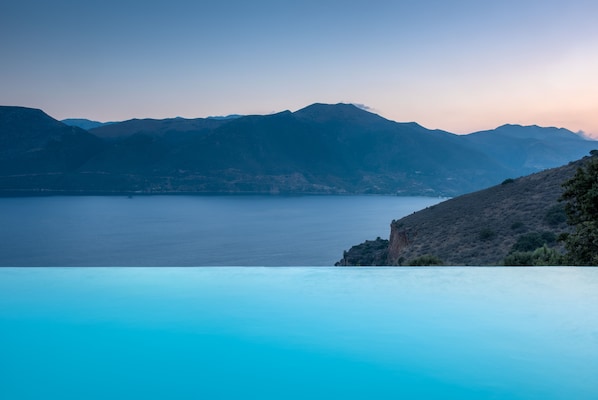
[1, 267, 597, 399]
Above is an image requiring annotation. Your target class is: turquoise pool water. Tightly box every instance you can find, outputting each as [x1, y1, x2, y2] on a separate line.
[1, 267, 597, 399]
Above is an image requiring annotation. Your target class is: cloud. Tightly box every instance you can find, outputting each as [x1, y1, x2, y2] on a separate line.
[577, 130, 598, 140]
[351, 103, 374, 112]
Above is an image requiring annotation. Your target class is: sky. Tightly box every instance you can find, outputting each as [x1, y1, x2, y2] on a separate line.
[1, 0, 598, 136]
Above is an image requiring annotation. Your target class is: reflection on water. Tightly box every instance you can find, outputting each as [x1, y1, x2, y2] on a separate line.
[1, 267, 597, 399]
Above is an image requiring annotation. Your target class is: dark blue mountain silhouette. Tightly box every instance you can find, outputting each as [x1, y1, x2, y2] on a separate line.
[1, 104, 595, 195]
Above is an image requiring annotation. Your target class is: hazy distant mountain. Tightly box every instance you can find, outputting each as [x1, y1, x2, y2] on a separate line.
[76, 103, 507, 195]
[206, 114, 243, 120]
[62, 118, 114, 130]
[1, 103, 596, 195]
[460, 124, 596, 173]
[89, 117, 229, 139]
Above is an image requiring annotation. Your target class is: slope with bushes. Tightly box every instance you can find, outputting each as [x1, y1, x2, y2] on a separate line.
[338, 155, 597, 266]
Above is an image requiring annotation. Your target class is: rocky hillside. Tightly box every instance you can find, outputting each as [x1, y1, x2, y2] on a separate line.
[337, 154, 597, 266]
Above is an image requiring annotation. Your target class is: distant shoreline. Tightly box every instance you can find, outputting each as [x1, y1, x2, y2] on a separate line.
[0, 190, 449, 198]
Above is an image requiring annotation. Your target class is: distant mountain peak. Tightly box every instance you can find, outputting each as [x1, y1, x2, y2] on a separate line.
[1, 105, 57, 122]
[62, 118, 115, 130]
[296, 102, 363, 113]
[1, 106, 66, 133]
[472, 123, 589, 141]
[293, 102, 388, 125]
[206, 114, 243, 121]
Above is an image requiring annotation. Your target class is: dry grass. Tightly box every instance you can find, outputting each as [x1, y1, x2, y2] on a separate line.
[383, 157, 593, 265]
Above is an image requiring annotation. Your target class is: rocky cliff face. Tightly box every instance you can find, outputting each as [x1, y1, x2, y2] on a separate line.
[387, 228, 415, 265]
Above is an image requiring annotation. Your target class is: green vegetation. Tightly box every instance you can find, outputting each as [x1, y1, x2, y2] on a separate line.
[544, 204, 567, 226]
[335, 237, 389, 266]
[501, 231, 561, 265]
[504, 153, 598, 266]
[510, 232, 556, 252]
[501, 178, 515, 185]
[407, 255, 444, 266]
[478, 228, 497, 241]
[510, 221, 525, 231]
[560, 155, 598, 265]
[503, 245, 564, 266]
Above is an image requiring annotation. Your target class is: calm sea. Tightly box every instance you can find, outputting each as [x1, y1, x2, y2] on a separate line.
[0, 195, 442, 266]
[1, 267, 597, 399]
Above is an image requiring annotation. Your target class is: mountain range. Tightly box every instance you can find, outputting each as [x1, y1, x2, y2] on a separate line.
[61, 118, 114, 130]
[1, 103, 596, 195]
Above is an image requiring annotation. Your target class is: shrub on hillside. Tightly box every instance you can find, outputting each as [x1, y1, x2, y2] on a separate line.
[560, 155, 598, 265]
[511, 232, 556, 253]
[510, 221, 525, 231]
[503, 251, 534, 266]
[336, 237, 389, 266]
[544, 204, 567, 226]
[479, 228, 497, 241]
[531, 245, 564, 265]
[408, 255, 444, 266]
[503, 245, 563, 266]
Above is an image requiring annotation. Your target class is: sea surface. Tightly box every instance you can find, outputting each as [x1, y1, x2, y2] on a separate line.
[1, 267, 597, 399]
[0, 195, 442, 266]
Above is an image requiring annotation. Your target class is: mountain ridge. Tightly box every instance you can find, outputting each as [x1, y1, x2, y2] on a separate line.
[1, 103, 596, 196]
[62, 118, 114, 130]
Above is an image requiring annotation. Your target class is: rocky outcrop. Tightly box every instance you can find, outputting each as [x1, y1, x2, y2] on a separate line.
[334, 237, 389, 266]
[386, 227, 416, 265]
